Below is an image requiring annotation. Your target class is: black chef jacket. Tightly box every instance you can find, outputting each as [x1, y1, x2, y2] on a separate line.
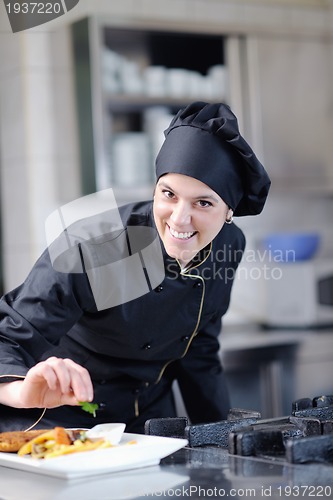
[0, 201, 245, 432]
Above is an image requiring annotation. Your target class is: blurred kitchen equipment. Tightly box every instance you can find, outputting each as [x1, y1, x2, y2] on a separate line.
[207, 64, 229, 100]
[119, 60, 143, 94]
[261, 233, 333, 328]
[263, 232, 320, 262]
[143, 106, 175, 179]
[101, 48, 122, 93]
[166, 68, 190, 98]
[143, 66, 167, 97]
[111, 132, 151, 187]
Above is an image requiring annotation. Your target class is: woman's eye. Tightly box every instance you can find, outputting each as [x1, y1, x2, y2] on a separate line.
[162, 190, 175, 199]
[197, 200, 212, 208]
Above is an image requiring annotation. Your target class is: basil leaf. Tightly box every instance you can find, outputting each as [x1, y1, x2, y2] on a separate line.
[79, 401, 99, 418]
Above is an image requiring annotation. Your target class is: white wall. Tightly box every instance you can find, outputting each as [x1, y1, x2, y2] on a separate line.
[0, 8, 81, 289]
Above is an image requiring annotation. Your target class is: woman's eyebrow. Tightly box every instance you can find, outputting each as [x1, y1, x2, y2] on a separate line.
[193, 193, 220, 203]
[158, 181, 220, 203]
[158, 181, 173, 191]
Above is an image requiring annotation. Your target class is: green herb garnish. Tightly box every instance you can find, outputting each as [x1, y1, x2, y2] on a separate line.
[79, 401, 99, 417]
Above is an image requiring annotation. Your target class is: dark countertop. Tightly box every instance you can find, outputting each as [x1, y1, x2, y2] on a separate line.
[220, 324, 333, 351]
[219, 324, 333, 370]
[0, 445, 332, 499]
[218, 324, 333, 418]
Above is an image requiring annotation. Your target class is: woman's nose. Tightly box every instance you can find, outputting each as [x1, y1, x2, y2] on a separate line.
[170, 202, 191, 226]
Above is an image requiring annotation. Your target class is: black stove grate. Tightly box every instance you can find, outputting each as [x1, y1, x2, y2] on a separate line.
[145, 395, 333, 465]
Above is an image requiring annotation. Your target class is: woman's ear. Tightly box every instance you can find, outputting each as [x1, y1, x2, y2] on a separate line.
[225, 208, 234, 224]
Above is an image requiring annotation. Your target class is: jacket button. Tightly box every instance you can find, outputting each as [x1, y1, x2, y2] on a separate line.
[99, 402, 107, 411]
[141, 343, 151, 350]
[155, 285, 163, 292]
[181, 335, 190, 342]
[99, 379, 107, 385]
[193, 281, 202, 288]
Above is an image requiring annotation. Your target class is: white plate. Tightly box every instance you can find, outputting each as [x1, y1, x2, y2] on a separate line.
[0, 465, 190, 500]
[0, 433, 188, 479]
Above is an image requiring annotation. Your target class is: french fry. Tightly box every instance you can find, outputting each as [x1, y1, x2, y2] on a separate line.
[18, 430, 56, 457]
[43, 439, 109, 459]
[17, 427, 114, 459]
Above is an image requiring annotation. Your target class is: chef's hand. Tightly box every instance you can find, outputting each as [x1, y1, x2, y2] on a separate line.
[0, 357, 94, 409]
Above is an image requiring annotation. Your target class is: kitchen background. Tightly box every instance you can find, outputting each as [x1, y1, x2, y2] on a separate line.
[1, 0, 333, 419]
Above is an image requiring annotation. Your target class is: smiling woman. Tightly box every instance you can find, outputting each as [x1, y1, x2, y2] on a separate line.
[0, 101, 270, 434]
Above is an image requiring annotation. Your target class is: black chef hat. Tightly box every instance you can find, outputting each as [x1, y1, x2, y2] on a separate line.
[155, 101, 271, 216]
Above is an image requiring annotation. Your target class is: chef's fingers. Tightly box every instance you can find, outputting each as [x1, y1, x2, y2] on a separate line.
[26, 357, 93, 404]
[44, 357, 94, 403]
[25, 359, 59, 390]
[61, 358, 94, 403]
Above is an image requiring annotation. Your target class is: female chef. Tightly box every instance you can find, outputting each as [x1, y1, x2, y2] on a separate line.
[0, 102, 270, 432]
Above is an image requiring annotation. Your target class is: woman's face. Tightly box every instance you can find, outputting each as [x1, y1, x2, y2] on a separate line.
[153, 173, 232, 267]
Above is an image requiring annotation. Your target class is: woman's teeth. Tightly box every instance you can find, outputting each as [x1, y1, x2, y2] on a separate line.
[169, 227, 195, 240]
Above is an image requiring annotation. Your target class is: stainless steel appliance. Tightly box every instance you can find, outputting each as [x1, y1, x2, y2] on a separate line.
[263, 259, 333, 328]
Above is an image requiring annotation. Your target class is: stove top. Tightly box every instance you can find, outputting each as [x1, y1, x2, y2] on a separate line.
[146, 395, 333, 466]
[145, 394, 333, 495]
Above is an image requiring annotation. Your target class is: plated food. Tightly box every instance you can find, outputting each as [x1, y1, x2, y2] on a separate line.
[0, 423, 131, 459]
[0, 429, 51, 453]
[18, 427, 112, 459]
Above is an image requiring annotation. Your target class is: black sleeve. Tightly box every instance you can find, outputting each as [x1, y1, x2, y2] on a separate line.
[0, 249, 95, 379]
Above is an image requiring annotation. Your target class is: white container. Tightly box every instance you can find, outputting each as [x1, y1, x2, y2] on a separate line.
[263, 259, 333, 328]
[143, 107, 175, 179]
[187, 71, 206, 98]
[101, 48, 122, 93]
[119, 60, 143, 95]
[207, 64, 229, 100]
[143, 66, 167, 97]
[166, 68, 189, 98]
[111, 132, 151, 187]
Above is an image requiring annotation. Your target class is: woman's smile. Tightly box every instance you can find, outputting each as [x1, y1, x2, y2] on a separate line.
[168, 224, 197, 241]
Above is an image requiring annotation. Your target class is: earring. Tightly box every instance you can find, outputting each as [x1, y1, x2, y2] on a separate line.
[225, 208, 233, 224]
